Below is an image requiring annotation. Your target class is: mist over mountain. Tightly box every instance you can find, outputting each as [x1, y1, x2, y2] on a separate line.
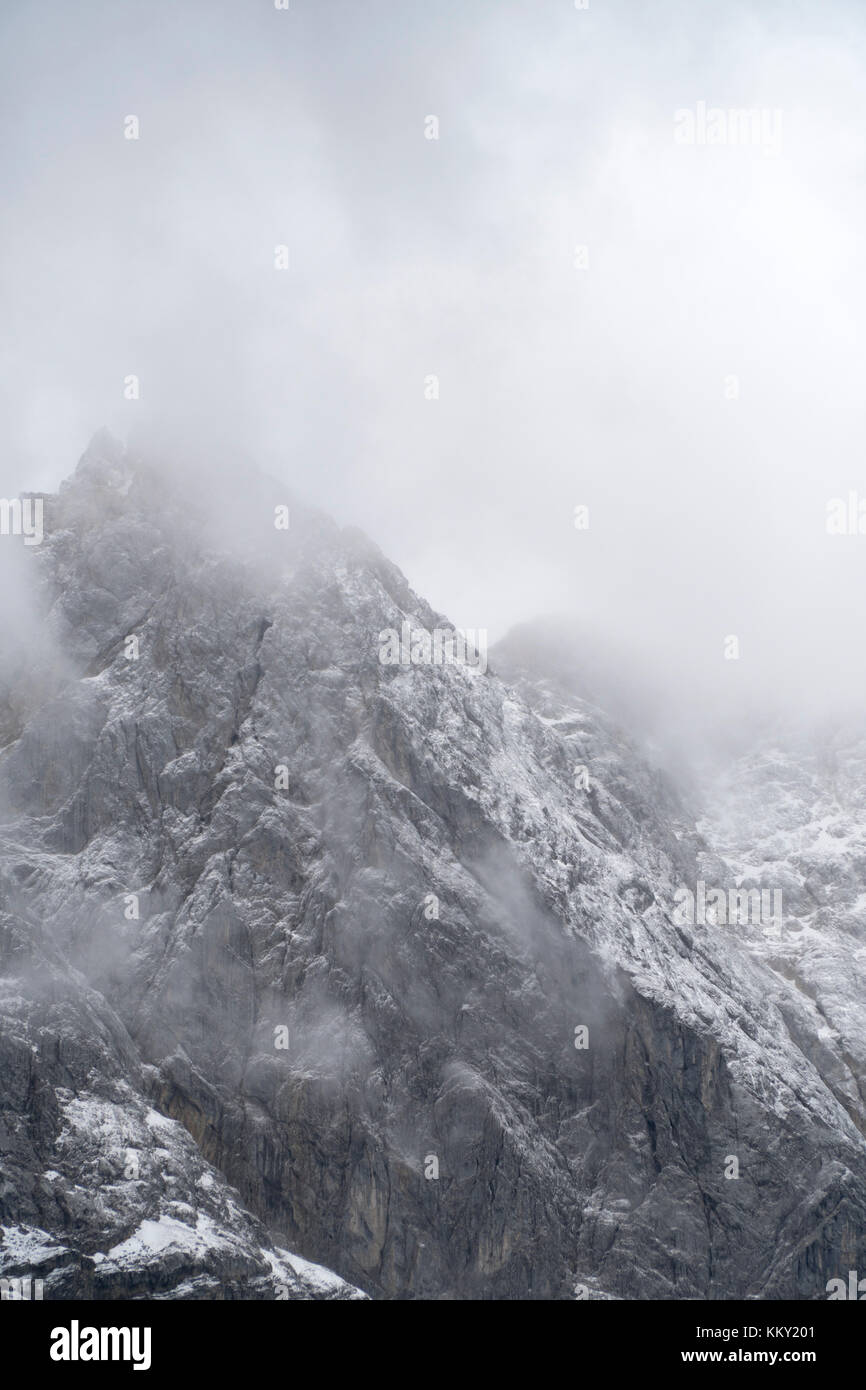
[1, 434, 864, 1301]
[4, 1, 866, 1321]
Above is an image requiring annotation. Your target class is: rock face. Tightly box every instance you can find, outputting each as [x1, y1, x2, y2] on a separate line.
[1, 433, 865, 1300]
[695, 724, 866, 1160]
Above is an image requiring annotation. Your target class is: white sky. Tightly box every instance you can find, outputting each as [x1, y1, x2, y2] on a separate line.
[2, 0, 866, 719]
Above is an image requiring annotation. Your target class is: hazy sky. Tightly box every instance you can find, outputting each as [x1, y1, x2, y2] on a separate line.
[3, 0, 866, 718]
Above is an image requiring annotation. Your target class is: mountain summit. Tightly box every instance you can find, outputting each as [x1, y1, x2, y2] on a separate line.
[1, 437, 864, 1299]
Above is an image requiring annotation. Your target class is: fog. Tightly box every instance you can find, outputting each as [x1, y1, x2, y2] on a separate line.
[2, 0, 866, 739]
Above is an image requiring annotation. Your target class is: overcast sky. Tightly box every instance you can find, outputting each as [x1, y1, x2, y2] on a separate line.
[2, 0, 866, 722]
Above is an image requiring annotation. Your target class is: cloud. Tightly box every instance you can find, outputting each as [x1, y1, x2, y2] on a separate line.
[1, 0, 864, 734]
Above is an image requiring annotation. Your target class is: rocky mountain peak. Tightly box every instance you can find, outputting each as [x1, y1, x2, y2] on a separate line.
[1, 442, 865, 1300]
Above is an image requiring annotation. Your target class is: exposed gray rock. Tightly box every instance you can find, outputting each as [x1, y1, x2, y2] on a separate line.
[1, 433, 864, 1299]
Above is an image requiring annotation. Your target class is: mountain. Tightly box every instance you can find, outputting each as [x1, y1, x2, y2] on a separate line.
[0, 433, 864, 1299]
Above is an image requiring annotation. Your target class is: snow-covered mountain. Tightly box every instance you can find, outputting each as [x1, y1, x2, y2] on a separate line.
[1, 433, 864, 1299]
[696, 724, 866, 1153]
